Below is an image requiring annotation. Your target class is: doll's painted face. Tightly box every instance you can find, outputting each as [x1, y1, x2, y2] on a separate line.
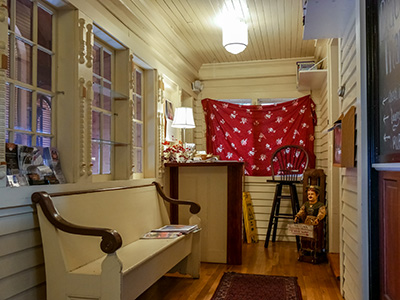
[307, 190, 318, 205]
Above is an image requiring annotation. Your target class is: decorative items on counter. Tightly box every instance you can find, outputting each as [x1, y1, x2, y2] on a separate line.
[162, 141, 217, 163]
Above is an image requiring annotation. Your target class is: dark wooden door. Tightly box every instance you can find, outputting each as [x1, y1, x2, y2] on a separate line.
[379, 171, 400, 300]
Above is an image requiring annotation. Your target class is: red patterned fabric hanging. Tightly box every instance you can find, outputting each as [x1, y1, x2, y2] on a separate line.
[202, 95, 317, 176]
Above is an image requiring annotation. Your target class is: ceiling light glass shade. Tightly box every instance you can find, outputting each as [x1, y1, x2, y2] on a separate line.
[222, 19, 248, 54]
[171, 107, 195, 128]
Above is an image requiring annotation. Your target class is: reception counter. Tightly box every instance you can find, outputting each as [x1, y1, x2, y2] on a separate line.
[164, 161, 244, 265]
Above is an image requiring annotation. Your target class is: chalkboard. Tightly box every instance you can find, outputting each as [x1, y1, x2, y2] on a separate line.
[378, 0, 400, 162]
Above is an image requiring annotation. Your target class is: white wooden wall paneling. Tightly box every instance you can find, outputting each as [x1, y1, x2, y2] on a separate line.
[0, 247, 44, 280]
[5, 285, 46, 300]
[342, 217, 358, 240]
[0, 213, 37, 236]
[0, 266, 45, 299]
[343, 244, 359, 287]
[0, 229, 42, 257]
[342, 200, 358, 223]
[203, 76, 298, 87]
[342, 252, 358, 300]
[0, 205, 33, 217]
[344, 71, 357, 91]
[340, 9, 361, 297]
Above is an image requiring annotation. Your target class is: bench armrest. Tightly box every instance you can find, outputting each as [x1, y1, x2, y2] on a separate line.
[152, 181, 201, 214]
[32, 191, 122, 254]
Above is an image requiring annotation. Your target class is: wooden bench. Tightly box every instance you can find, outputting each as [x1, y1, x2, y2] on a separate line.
[32, 181, 201, 300]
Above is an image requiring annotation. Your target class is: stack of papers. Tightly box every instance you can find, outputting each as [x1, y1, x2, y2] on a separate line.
[141, 224, 199, 239]
[152, 224, 199, 234]
[141, 232, 183, 239]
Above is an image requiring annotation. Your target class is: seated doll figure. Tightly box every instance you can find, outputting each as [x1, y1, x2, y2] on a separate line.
[294, 185, 326, 225]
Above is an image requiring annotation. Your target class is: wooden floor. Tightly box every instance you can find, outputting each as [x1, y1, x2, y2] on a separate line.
[138, 241, 343, 300]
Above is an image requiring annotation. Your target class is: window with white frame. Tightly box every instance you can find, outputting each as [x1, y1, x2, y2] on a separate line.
[91, 40, 114, 175]
[132, 66, 143, 174]
[6, 0, 55, 146]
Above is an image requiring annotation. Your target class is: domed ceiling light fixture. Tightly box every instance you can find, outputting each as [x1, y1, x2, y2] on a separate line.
[222, 18, 248, 54]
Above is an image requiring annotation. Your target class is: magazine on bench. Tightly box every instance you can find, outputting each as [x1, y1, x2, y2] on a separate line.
[152, 224, 199, 234]
[141, 231, 183, 239]
[141, 224, 199, 239]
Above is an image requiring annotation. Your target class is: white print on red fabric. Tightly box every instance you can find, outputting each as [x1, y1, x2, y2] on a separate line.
[202, 95, 317, 176]
[265, 112, 273, 119]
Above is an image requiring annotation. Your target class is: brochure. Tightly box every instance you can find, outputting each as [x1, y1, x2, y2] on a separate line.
[151, 224, 199, 234]
[5, 143, 19, 175]
[141, 231, 183, 239]
[43, 147, 66, 184]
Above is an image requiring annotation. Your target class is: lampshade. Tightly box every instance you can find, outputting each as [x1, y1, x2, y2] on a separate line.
[171, 107, 195, 129]
[222, 19, 248, 54]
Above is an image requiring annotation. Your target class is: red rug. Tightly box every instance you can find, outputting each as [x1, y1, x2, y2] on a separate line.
[211, 272, 303, 300]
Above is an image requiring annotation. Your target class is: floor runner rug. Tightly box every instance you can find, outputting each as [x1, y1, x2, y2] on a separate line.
[211, 272, 303, 300]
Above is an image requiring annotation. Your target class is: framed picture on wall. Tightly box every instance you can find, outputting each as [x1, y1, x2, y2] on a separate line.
[164, 100, 178, 141]
[328, 117, 343, 167]
[165, 100, 174, 121]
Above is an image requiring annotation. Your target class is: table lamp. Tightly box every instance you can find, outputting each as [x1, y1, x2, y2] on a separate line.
[171, 107, 195, 144]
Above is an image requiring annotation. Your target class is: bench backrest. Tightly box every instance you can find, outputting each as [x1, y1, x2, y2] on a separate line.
[40, 185, 170, 272]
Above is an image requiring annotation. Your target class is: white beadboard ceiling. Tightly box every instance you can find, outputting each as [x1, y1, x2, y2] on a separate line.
[98, 0, 316, 73]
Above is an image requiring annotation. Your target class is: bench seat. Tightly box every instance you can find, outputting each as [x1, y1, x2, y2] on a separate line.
[72, 234, 194, 274]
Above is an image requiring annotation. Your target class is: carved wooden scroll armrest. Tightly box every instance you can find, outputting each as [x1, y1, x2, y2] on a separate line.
[31, 191, 122, 254]
[152, 181, 201, 214]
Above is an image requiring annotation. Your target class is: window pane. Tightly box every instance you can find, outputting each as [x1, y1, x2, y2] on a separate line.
[135, 123, 142, 147]
[104, 50, 111, 81]
[91, 142, 100, 174]
[5, 84, 9, 129]
[36, 136, 51, 147]
[7, 0, 10, 31]
[38, 6, 52, 50]
[102, 143, 111, 174]
[135, 95, 142, 121]
[14, 132, 32, 146]
[104, 81, 111, 110]
[103, 114, 111, 141]
[92, 111, 100, 139]
[15, 38, 32, 84]
[92, 79, 101, 108]
[15, 0, 33, 40]
[36, 94, 52, 134]
[93, 44, 101, 76]
[134, 148, 142, 173]
[7, 34, 10, 78]
[37, 50, 52, 90]
[14, 87, 32, 131]
[136, 70, 142, 95]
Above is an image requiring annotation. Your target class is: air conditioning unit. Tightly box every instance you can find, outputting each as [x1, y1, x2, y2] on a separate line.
[191, 80, 203, 93]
